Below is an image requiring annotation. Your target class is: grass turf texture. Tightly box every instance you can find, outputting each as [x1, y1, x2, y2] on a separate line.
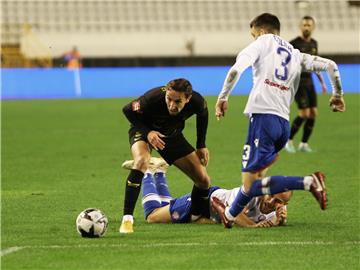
[2, 94, 359, 270]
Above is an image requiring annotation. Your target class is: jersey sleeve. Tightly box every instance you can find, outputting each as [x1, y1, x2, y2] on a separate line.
[122, 93, 152, 137]
[218, 37, 263, 101]
[301, 53, 344, 96]
[193, 93, 209, 148]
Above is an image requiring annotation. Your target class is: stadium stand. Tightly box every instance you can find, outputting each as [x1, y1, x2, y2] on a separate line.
[1, 0, 359, 66]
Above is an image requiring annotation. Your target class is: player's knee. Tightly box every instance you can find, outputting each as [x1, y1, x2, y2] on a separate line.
[146, 213, 159, 224]
[309, 110, 318, 118]
[196, 173, 211, 189]
[146, 216, 155, 224]
[276, 191, 293, 203]
[299, 111, 309, 119]
[133, 155, 150, 171]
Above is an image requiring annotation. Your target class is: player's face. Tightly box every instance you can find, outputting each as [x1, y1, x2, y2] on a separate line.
[165, 89, 191, 115]
[259, 195, 277, 214]
[300, 19, 315, 39]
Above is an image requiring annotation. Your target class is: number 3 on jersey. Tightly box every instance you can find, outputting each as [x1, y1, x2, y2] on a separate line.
[275, 47, 292, 81]
[242, 144, 250, 168]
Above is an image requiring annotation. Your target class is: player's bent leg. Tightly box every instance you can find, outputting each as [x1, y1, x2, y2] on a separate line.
[309, 107, 318, 118]
[246, 173, 327, 210]
[120, 141, 151, 234]
[242, 171, 261, 193]
[224, 172, 258, 225]
[299, 107, 317, 152]
[287, 108, 308, 153]
[131, 142, 152, 172]
[154, 171, 172, 207]
[298, 108, 310, 119]
[173, 152, 210, 220]
[146, 205, 172, 223]
[173, 151, 210, 188]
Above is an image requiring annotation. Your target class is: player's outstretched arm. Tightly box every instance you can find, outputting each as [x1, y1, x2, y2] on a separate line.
[234, 212, 256, 227]
[193, 217, 217, 224]
[315, 72, 328, 94]
[301, 54, 345, 112]
[216, 51, 255, 120]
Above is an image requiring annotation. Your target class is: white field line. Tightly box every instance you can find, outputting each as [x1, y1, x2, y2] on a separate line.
[1, 246, 26, 256]
[2, 241, 359, 257]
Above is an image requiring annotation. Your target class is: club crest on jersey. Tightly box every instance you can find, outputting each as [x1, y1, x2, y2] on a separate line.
[171, 211, 180, 220]
[132, 101, 141, 112]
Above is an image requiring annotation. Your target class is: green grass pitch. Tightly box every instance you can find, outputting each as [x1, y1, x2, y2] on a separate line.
[2, 94, 359, 270]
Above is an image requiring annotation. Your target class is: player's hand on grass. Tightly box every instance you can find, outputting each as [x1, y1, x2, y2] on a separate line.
[329, 96, 345, 112]
[255, 219, 275, 228]
[147, 131, 165, 150]
[275, 204, 288, 226]
[196, 148, 209, 167]
[215, 100, 228, 120]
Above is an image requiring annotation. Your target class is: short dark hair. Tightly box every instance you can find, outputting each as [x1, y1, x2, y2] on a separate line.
[250, 13, 281, 33]
[166, 78, 193, 97]
[302, 15, 315, 23]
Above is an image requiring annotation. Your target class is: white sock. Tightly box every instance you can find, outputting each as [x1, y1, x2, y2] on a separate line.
[122, 215, 134, 223]
[303, 176, 313, 191]
[225, 207, 235, 221]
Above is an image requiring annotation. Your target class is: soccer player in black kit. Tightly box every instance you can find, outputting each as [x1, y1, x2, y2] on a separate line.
[120, 78, 211, 233]
[285, 16, 328, 153]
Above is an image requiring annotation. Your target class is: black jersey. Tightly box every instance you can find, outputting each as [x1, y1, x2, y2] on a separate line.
[123, 87, 208, 148]
[290, 36, 318, 84]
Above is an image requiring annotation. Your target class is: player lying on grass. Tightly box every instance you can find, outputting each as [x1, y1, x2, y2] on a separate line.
[122, 158, 290, 228]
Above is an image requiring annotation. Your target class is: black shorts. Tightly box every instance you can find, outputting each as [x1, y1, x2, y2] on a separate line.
[128, 127, 195, 165]
[295, 83, 317, 109]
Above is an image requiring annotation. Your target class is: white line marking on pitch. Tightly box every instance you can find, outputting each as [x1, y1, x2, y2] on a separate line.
[2, 241, 359, 257]
[1, 246, 26, 256]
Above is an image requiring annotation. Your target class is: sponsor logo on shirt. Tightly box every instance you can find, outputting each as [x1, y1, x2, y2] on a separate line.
[264, 79, 289, 91]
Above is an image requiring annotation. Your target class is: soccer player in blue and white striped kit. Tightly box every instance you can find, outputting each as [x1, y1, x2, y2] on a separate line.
[213, 13, 345, 228]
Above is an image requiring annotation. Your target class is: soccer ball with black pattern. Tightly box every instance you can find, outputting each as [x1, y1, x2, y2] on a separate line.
[76, 208, 108, 238]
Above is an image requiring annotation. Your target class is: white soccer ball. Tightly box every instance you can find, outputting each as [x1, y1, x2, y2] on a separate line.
[76, 208, 108, 238]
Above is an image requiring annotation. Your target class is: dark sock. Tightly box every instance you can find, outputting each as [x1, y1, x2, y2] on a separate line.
[289, 116, 305, 140]
[123, 169, 144, 216]
[302, 118, 315, 143]
[190, 185, 210, 218]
